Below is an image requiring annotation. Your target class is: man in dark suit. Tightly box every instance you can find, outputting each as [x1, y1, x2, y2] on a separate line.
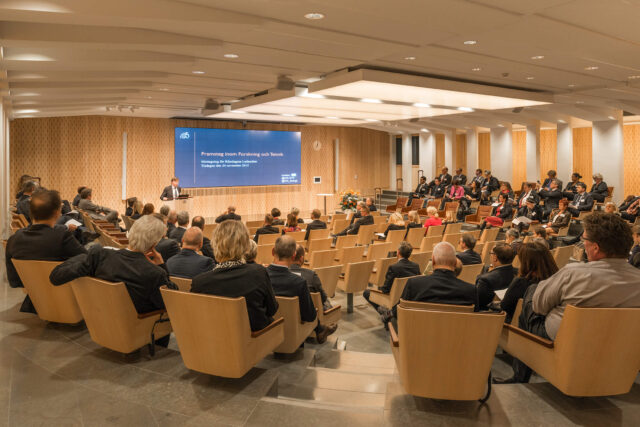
[290, 243, 332, 310]
[6, 188, 87, 313]
[364, 242, 421, 312]
[160, 177, 182, 200]
[568, 183, 594, 217]
[475, 244, 517, 308]
[168, 211, 189, 243]
[408, 176, 428, 204]
[267, 236, 337, 343]
[365, 198, 377, 212]
[516, 182, 539, 208]
[439, 167, 453, 187]
[166, 210, 177, 238]
[304, 209, 327, 240]
[72, 186, 86, 208]
[456, 234, 482, 265]
[453, 168, 467, 186]
[542, 170, 562, 192]
[426, 177, 446, 200]
[16, 181, 38, 223]
[334, 205, 373, 236]
[215, 206, 241, 223]
[254, 214, 280, 243]
[166, 227, 214, 278]
[471, 168, 484, 188]
[77, 187, 119, 226]
[589, 173, 608, 203]
[480, 170, 500, 201]
[514, 196, 544, 232]
[191, 216, 215, 260]
[538, 179, 562, 218]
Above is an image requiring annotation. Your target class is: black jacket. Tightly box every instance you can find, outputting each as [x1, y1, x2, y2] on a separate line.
[201, 236, 215, 260]
[414, 183, 428, 196]
[168, 226, 187, 243]
[381, 258, 421, 294]
[347, 214, 374, 235]
[439, 173, 452, 186]
[563, 181, 585, 199]
[156, 238, 180, 263]
[5, 224, 87, 288]
[50, 246, 176, 314]
[72, 194, 82, 208]
[215, 212, 242, 223]
[538, 188, 563, 212]
[500, 276, 538, 323]
[571, 192, 594, 211]
[491, 203, 513, 220]
[166, 249, 214, 279]
[383, 224, 406, 238]
[475, 265, 518, 308]
[290, 263, 329, 307]
[191, 262, 278, 331]
[368, 204, 377, 212]
[304, 220, 327, 240]
[16, 194, 31, 223]
[482, 176, 500, 192]
[453, 174, 467, 185]
[456, 249, 482, 265]
[166, 222, 176, 238]
[516, 205, 543, 222]
[160, 185, 182, 200]
[516, 190, 539, 208]
[267, 264, 317, 323]
[254, 225, 280, 243]
[590, 181, 608, 198]
[430, 184, 446, 199]
[542, 178, 563, 191]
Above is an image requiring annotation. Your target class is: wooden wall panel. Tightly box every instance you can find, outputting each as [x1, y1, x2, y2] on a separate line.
[455, 133, 467, 174]
[624, 124, 640, 196]
[540, 129, 558, 181]
[572, 127, 592, 182]
[435, 134, 445, 170]
[10, 116, 389, 221]
[511, 130, 527, 187]
[478, 132, 491, 171]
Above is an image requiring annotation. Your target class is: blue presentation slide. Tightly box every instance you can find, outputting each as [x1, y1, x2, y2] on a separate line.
[174, 127, 301, 188]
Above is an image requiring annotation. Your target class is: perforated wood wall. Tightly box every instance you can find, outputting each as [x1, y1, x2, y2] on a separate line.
[478, 132, 491, 171]
[10, 116, 390, 220]
[511, 130, 527, 187]
[435, 134, 445, 170]
[540, 129, 558, 181]
[623, 124, 640, 196]
[572, 127, 592, 182]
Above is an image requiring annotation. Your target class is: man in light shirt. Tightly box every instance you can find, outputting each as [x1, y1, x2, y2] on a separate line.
[495, 212, 640, 384]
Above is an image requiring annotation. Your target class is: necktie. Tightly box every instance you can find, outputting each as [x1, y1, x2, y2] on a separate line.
[173, 187, 178, 199]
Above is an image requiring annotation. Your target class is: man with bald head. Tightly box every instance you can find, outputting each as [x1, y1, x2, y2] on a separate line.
[166, 227, 214, 278]
[215, 205, 241, 223]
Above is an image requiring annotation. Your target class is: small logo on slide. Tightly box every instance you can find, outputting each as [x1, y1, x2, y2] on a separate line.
[179, 131, 190, 140]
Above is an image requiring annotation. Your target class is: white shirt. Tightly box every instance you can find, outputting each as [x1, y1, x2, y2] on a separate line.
[172, 186, 178, 199]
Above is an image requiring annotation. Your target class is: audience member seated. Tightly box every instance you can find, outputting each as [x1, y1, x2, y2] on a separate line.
[441, 178, 465, 210]
[471, 168, 484, 188]
[496, 213, 640, 383]
[408, 176, 428, 205]
[190, 219, 278, 332]
[304, 209, 327, 240]
[158, 205, 169, 218]
[254, 214, 279, 243]
[430, 167, 452, 188]
[480, 193, 512, 230]
[381, 212, 405, 240]
[245, 240, 258, 264]
[604, 202, 619, 215]
[72, 186, 86, 208]
[14, 174, 34, 200]
[405, 211, 422, 237]
[516, 182, 539, 208]
[290, 207, 305, 224]
[166, 227, 214, 278]
[456, 234, 482, 265]
[499, 182, 514, 202]
[490, 242, 558, 324]
[349, 201, 365, 224]
[154, 214, 181, 262]
[513, 196, 543, 232]
[589, 173, 609, 203]
[130, 200, 143, 219]
[480, 170, 500, 201]
[16, 181, 38, 223]
[562, 172, 585, 200]
[505, 229, 523, 254]
[568, 183, 593, 217]
[426, 177, 445, 200]
[50, 215, 178, 316]
[215, 206, 241, 223]
[476, 244, 517, 308]
[620, 195, 639, 222]
[290, 244, 333, 310]
[422, 206, 442, 232]
[166, 210, 177, 237]
[464, 180, 481, 203]
[542, 169, 562, 191]
[168, 211, 189, 242]
[538, 179, 563, 218]
[141, 203, 154, 216]
[77, 187, 119, 226]
[453, 167, 467, 185]
[283, 213, 301, 233]
[533, 226, 553, 249]
[365, 197, 377, 212]
[630, 225, 640, 268]
[6, 189, 88, 313]
[267, 236, 337, 343]
[271, 208, 283, 225]
[544, 199, 571, 236]
[125, 197, 137, 217]
[364, 242, 420, 312]
[334, 205, 373, 236]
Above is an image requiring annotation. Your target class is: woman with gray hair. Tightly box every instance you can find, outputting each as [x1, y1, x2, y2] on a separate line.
[589, 173, 608, 203]
[50, 214, 177, 316]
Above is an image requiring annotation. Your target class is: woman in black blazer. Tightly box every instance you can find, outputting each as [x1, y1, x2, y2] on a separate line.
[481, 193, 513, 230]
[545, 199, 571, 236]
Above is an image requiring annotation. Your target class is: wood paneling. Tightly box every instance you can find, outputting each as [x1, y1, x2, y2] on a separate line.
[511, 131, 527, 188]
[435, 134, 445, 171]
[572, 127, 592, 182]
[540, 129, 558, 182]
[10, 116, 389, 221]
[478, 132, 491, 171]
[396, 165, 403, 190]
[624, 124, 640, 196]
[455, 133, 467, 174]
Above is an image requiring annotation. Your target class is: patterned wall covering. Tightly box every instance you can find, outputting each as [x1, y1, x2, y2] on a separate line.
[572, 127, 592, 183]
[478, 132, 491, 171]
[455, 133, 467, 174]
[511, 130, 527, 187]
[435, 134, 445, 170]
[623, 124, 640, 196]
[540, 129, 558, 182]
[10, 116, 390, 220]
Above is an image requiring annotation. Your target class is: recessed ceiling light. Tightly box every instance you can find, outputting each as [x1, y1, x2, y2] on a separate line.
[413, 102, 431, 108]
[568, 84, 576, 88]
[628, 75, 640, 80]
[224, 54, 239, 59]
[360, 98, 382, 103]
[584, 66, 599, 71]
[365, 119, 380, 122]
[531, 55, 544, 60]
[231, 110, 247, 114]
[404, 56, 416, 61]
[421, 128, 429, 132]
[526, 76, 535, 80]
[145, 96, 152, 99]
[159, 88, 169, 91]
[472, 67, 481, 71]
[304, 12, 324, 20]
[608, 115, 616, 120]
[463, 40, 477, 45]
[301, 92, 325, 99]
[325, 116, 339, 119]
[15, 109, 39, 114]
[497, 124, 504, 127]
[558, 119, 567, 124]
[192, 70, 205, 74]
[282, 113, 296, 117]
[458, 107, 474, 112]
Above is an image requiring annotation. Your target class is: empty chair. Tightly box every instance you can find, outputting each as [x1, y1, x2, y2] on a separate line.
[405, 227, 425, 248]
[458, 263, 484, 284]
[401, 198, 423, 213]
[466, 205, 493, 225]
[425, 224, 445, 237]
[389, 306, 505, 401]
[337, 246, 366, 272]
[307, 228, 330, 241]
[169, 276, 192, 292]
[356, 224, 376, 246]
[160, 287, 284, 378]
[330, 213, 347, 223]
[285, 230, 306, 242]
[366, 242, 395, 261]
[312, 264, 342, 298]
[256, 244, 275, 265]
[311, 292, 341, 327]
[245, 220, 264, 228]
[308, 249, 338, 269]
[553, 245, 574, 268]
[372, 215, 386, 225]
[442, 233, 462, 248]
[337, 260, 375, 313]
[12, 260, 83, 324]
[367, 275, 417, 310]
[408, 251, 430, 273]
[399, 299, 474, 312]
[273, 296, 318, 353]
[71, 277, 172, 354]
[386, 197, 408, 213]
[307, 237, 332, 253]
[257, 233, 279, 245]
[420, 235, 442, 253]
[444, 222, 462, 235]
[480, 227, 500, 243]
[384, 229, 406, 245]
[500, 305, 640, 396]
[335, 234, 357, 249]
[370, 257, 396, 288]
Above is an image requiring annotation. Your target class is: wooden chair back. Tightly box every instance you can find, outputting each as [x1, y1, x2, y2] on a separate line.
[273, 296, 318, 353]
[442, 232, 462, 249]
[399, 299, 474, 312]
[160, 287, 284, 378]
[12, 260, 83, 324]
[285, 230, 306, 242]
[122, 216, 134, 231]
[356, 224, 376, 246]
[245, 220, 263, 228]
[335, 234, 357, 249]
[257, 233, 279, 245]
[408, 251, 430, 273]
[332, 219, 350, 234]
[202, 223, 217, 238]
[313, 264, 342, 298]
[256, 244, 275, 265]
[371, 257, 396, 288]
[553, 245, 574, 269]
[420, 235, 442, 253]
[388, 276, 415, 307]
[405, 227, 425, 248]
[444, 222, 462, 235]
[480, 227, 500, 243]
[366, 242, 395, 261]
[307, 237, 332, 253]
[425, 224, 445, 237]
[330, 213, 347, 223]
[481, 241, 499, 266]
[169, 276, 192, 292]
[310, 292, 341, 326]
[372, 215, 386, 225]
[458, 263, 484, 284]
[339, 260, 375, 293]
[384, 229, 406, 245]
[307, 228, 330, 240]
[309, 249, 338, 269]
[338, 246, 366, 271]
[402, 198, 423, 213]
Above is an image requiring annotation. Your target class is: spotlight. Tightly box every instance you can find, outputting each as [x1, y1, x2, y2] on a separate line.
[276, 75, 295, 91]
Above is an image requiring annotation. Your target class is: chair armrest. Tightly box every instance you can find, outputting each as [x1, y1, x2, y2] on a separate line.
[369, 288, 384, 294]
[251, 317, 284, 338]
[137, 309, 166, 319]
[389, 323, 399, 347]
[324, 305, 341, 316]
[503, 323, 554, 348]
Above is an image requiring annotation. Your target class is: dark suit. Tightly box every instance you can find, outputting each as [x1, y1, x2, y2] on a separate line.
[382, 224, 405, 239]
[475, 265, 518, 308]
[156, 238, 180, 263]
[409, 183, 428, 204]
[456, 249, 482, 265]
[368, 204, 377, 212]
[453, 174, 467, 185]
[515, 205, 543, 223]
[304, 220, 327, 240]
[500, 277, 537, 323]
[16, 194, 31, 223]
[562, 181, 585, 200]
[166, 249, 214, 278]
[538, 188, 562, 216]
[267, 264, 317, 324]
[590, 181, 608, 202]
[548, 210, 571, 232]
[254, 225, 280, 243]
[201, 236, 215, 260]
[337, 214, 374, 236]
[569, 192, 593, 216]
[50, 246, 176, 314]
[429, 184, 446, 199]
[72, 194, 82, 208]
[191, 262, 278, 331]
[380, 258, 421, 294]
[166, 222, 176, 238]
[290, 263, 331, 309]
[482, 176, 500, 193]
[215, 212, 242, 223]
[542, 178, 562, 191]
[516, 190, 539, 208]
[160, 185, 182, 200]
[169, 226, 187, 243]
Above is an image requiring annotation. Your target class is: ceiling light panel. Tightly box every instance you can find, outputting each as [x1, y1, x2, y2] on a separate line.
[211, 112, 362, 125]
[242, 103, 407, 121]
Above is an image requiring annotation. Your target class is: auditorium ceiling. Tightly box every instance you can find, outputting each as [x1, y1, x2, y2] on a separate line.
[2, 0, 640, 132]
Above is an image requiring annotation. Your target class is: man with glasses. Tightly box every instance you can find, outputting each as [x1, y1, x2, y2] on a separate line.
[475, 244, 517, 309]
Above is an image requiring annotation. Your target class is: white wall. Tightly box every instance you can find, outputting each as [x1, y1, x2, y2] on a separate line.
[592, 114, 624, 203]
[466, 128, 478, 175]
[526, 122, 541, 182]
[1, 103, 10, 241]
[402, 133, 412, 192]
[420, 131, 436, 180]
[490, 126, 513, 183]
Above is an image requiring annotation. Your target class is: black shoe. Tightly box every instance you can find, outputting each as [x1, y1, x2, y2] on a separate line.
[316, 324, 338, 344]
[81, 231, 101, 242]
[492, 376, 518, 384]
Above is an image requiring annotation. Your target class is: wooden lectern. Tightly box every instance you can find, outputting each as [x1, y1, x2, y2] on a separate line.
[164, 196, 193, 215]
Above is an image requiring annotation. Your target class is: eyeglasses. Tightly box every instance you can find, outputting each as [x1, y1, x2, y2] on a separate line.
[580, 234, 593, 242]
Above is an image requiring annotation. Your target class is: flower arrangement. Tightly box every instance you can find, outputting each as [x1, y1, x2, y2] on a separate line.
[339, 189, 361, 211]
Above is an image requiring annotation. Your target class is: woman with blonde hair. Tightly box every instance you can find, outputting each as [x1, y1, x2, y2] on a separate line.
[381, 212, 405, 240]
[131, 200, 144, 219]
[422, 206, 442, 233]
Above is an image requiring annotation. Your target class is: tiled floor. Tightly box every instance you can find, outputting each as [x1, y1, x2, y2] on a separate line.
[0, 261, 638, 426]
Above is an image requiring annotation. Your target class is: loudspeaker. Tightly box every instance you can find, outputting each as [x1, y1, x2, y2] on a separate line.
[276, 75, 295, 91]
[512, 107, 524, 113]
[202, 98, 220, 116]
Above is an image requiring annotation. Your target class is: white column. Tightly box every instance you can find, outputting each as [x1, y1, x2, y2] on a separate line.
[526, 121, 541, 182]
[466, 128, 478, 174]
[0, 103, 10, 240]
[556, 123, 573, 185]
[490, 126, 513, 183]
[420, 131, 436, 181]
[389, 134, 396, 189]
[402, 133, 412, 192]
[592, 113, 624, 203]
